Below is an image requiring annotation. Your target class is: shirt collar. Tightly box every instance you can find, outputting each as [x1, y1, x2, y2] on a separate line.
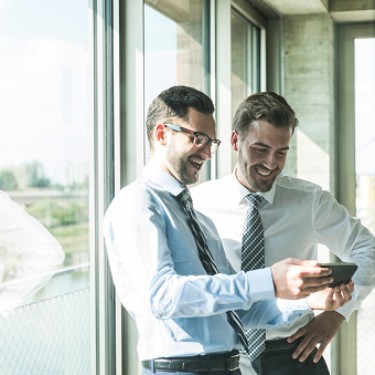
[231, 166, 278, 205]
[142, 158, 185, 197]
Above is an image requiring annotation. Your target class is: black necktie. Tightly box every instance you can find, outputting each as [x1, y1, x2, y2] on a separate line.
[241, 194, 266, 360]
[177, 188, 249, 353]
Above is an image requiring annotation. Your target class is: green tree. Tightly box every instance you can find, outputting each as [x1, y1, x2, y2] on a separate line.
[26, 161, 51, 188]
[0, 169, 18, 190]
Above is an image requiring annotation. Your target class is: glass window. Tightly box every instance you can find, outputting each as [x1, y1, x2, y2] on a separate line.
[143, 0, 210, 179]
[0, 0, 91, 373]
[231, 9, 260, 118]
[355, 37, 375, 375]
[231, 9, 261, 167]
[144, 0, 208, 109]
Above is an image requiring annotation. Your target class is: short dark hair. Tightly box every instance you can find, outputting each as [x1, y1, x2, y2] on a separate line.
[146, 85, 215, 150]
[233, 91, 298, 136]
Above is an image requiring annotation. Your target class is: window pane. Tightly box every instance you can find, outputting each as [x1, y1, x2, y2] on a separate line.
[231, 10, 261, 118]
[231, 10, 261, 167]
[144, 0, 206, 108]
[231, 11, 248, 117]
[0, 0, 91, 372]
[355, 37, 375, 375]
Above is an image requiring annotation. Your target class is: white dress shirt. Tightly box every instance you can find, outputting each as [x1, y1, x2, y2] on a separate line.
[192, 172, 375, 340]
[103, 161, 311, 360]
[0, 190, 65, 313]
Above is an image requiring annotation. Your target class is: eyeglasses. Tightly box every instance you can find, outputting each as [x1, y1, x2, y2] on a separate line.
[164, 123, 221, 154]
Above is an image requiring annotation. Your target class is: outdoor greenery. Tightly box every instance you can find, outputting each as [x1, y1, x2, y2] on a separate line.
[0, 169, 18, 190]
[1, 161, 89, 266]
[27, 198, 89, 266]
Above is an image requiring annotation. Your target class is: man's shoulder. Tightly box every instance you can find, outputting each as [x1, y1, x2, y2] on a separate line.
[106, 178, 170, 217]
[276, 175, 323, 194]
[114, 178, 149, 201]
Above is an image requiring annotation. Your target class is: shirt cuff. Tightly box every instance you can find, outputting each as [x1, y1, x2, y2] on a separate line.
[276, 297, 311, 312]
[246, 267, 275, 301]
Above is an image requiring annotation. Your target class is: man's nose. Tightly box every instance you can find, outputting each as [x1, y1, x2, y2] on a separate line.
[263, 153, 277, 168]
[200, 143, 212, 159]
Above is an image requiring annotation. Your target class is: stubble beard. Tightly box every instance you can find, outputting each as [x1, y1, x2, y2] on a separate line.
[238, 154, 278, 193]
[166, 148, 197, 186]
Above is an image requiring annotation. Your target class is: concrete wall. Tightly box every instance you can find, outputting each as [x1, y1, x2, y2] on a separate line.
[281, 14, 335, 191]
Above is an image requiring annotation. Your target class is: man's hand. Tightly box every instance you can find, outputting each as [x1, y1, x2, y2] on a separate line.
[287, 311, 345, 363]
[306, 281, 354, 310]
[271, 258, 333, 299]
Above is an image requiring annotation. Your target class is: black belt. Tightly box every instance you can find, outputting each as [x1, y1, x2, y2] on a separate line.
[142, 350, 240, 372]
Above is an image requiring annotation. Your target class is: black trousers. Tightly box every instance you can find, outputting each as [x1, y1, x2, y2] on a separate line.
[251, 339, 330, 375]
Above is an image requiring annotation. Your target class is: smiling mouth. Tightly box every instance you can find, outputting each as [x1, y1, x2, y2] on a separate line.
[255, 166, 273, 177]
[189, 157, 204, 170]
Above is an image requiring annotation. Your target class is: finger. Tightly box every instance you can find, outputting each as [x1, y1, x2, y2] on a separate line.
[301, 275, 334, 287]
[313, 341, 328, 363]
[299, 259, 319, 267]
[346, 280, 355, 292]
[333, 288, 344, 307]
[332, 285, 341, 293]
[287, 329, 306, 343]
[301, 280, 334, 294]
[343, 280, 354, 293]
[325, 288, 335, 309]
[297, 339, 319, 362]
[300, 266, 332, 277]
[341, 286, 353, 303]
[292, 336, 314, 361]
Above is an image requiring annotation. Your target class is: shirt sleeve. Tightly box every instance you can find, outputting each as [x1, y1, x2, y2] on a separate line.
[0, 192, 65, 313]
[237, 297, 311, 331]
[103, 185, 278, 321]
[313, 190, 375, 319]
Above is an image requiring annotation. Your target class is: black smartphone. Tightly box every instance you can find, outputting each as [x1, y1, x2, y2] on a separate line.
[319, 262, 358, 287]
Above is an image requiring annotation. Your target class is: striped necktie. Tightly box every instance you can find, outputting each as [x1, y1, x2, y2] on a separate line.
[177, 188, 249, 353]
[241, 193, 266, 360]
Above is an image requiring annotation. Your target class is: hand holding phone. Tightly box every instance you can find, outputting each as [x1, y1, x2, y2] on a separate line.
[319, 262, 357, 287]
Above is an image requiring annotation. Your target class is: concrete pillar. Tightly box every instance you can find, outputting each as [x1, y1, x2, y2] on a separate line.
[281, 14, 335, 191]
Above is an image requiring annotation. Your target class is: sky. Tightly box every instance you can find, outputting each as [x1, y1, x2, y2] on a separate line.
[0, 0, 88, 184]
[144, 4, 178, 109]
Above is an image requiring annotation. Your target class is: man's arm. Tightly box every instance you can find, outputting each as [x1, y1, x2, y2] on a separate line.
[314, 190, 375, 319]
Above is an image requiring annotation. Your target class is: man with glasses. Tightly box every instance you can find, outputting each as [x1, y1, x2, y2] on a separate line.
[103, 86, 351, 375]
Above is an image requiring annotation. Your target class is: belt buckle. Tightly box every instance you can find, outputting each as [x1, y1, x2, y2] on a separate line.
[226, 354, 239, 371]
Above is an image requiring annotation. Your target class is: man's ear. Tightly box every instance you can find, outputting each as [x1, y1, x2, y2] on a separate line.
[230, 131, 239, 152]
[155, 123, 167, 145]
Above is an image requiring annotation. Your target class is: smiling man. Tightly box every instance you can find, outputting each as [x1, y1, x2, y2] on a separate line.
[102, 86, 349, 375]
[192, 91, 375, 375]
[234, 119, 290, 193]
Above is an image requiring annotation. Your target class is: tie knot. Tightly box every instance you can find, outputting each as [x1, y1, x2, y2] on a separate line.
[244, 193, 263, 208]
[176, 188, 192, 207]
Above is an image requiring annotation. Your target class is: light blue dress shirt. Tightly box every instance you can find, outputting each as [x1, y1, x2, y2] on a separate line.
[103, 161, 310, 360]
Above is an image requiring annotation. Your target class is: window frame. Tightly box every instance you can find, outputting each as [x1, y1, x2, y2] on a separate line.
[335, 21, 375, 375]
